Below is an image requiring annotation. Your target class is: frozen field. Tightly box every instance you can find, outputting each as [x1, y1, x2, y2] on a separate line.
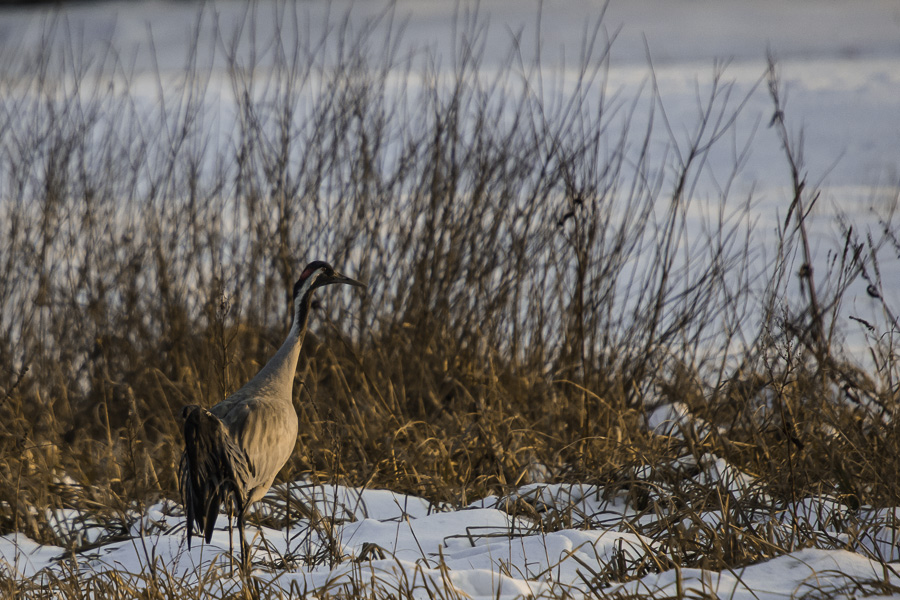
[1, 0, 898, 338]
[1, 0, 898, 189]
[3, 451, 900, 597]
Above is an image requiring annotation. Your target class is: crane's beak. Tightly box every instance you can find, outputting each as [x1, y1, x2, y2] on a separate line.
[327, 271, 367, 290]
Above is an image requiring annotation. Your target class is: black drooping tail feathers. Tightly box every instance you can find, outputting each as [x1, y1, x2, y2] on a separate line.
[179, 405, 251, 547]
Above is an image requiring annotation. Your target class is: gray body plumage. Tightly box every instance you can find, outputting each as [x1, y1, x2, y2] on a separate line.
[179, 261, 364, 569]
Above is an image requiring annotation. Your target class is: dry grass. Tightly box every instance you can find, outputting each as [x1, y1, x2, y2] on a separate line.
[1, 3, 899, 598]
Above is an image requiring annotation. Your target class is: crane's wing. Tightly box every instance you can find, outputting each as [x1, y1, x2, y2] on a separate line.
[220, 397, 298, 506]
[179, 405, 251, 546]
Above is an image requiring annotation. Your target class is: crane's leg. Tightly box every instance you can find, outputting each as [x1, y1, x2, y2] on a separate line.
[227, 509, 235, 573]
[237, 505, 249, 574]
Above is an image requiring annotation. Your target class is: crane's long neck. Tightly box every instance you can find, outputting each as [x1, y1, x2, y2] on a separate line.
[245, 281, 315, 400]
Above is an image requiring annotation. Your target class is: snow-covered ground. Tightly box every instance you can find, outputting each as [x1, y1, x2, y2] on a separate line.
[1, 0, 898, 348]
[2, 0, 900, 597]
[3, 465, 900, 598]
[1, 0, 897, 188]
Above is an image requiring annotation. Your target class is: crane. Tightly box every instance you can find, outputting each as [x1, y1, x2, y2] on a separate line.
[179, 260, 365, 572]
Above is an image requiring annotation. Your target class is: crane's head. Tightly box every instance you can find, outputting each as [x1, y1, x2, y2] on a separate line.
[293, 260, 366, 303]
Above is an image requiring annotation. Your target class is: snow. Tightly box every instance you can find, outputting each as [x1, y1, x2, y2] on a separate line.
[1, 0, 897, 191]
[3, 479, 900, 598]
[616, 548, 897, 600]
[0, 534, 66, 580]
[1, 0, 899, 351]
